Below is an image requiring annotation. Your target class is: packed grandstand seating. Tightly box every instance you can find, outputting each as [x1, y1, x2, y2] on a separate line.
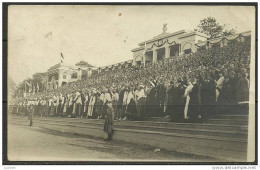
[10, 36, 251, 123]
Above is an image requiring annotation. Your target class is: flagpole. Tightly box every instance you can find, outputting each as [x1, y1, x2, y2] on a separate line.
[61, 52, 64, 65]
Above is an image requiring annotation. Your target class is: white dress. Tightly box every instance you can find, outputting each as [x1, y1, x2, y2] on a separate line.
[184, 84, 193, 119]
[83, 95, 89, 113]
[87, 96, 96, 116]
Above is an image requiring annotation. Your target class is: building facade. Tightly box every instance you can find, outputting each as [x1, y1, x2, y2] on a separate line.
[42, 27, 252, 91]
[131, 25, 251, 66]
[131, 25, 209, 66]
[46, 63, 97, 90]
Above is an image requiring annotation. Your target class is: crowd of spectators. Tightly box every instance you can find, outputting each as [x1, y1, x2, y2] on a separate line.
[10, 36, 251, 123]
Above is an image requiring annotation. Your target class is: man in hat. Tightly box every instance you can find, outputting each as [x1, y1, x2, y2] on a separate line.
[104, 101, 114, 141]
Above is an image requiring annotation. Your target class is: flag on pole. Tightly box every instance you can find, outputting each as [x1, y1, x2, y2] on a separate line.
[25, 81, 31, 86]
[61, 53, 64, 64]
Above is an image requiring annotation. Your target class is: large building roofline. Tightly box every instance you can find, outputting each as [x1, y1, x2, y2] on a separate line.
[138, 29, 186, 46]
[196, 30, 251, 46]
[131, 30, 209, 52]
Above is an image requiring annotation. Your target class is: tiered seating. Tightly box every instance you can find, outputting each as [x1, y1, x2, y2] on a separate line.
[10, 35, 251, 161]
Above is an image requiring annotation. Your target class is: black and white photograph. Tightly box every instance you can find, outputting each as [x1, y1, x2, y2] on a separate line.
[3, 3, 257, 164]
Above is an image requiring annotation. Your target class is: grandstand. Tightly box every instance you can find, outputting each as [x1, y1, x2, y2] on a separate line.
[10, 28, 251, 161]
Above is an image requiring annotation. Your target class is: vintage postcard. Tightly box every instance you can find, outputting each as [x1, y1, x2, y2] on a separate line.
[4, 4, 257, 164]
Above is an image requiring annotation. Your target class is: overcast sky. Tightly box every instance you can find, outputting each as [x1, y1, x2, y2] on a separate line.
[8, 5, 255, 84]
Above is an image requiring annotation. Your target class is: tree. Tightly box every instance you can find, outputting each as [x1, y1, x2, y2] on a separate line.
[75, 60, 94, 67]
[32, 72, 48, 92]
[222, 28, 237, 36]
[195, 17, 236, 39]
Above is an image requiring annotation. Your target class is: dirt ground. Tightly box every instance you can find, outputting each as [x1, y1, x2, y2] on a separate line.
[7, 122, 217, 162]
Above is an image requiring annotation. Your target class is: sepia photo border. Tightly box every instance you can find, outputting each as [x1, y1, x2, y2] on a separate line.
[2, 2, 258, 165]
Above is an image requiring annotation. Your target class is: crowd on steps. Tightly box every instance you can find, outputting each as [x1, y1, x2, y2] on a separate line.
[10, 36, 251, 123]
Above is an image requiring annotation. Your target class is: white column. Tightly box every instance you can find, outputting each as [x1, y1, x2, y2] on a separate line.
[143, 55, 146, 67]
[153, 49, 157, 63]
[133, 56, 137, 66]
[192, 44, 197, 53]
[58, 72, 63, 87]
[165, 46, 170, 59]
[89, 69, 92, 77]
[78, 69, 82, 79]
[179, 44, 184, 55]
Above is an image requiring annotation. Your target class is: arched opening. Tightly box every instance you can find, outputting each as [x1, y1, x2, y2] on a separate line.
[71, 72, 78, 79]
[170, 44, 180, 57]
[182, 42, 192, 54]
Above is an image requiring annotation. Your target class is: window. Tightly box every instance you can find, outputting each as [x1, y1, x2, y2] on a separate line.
[71, 73, 78, 79]
[136, 61, 141, 65]
[62, 82, 67, 86]
[184, 49, 191, 54]
[63, 75, 66, 79]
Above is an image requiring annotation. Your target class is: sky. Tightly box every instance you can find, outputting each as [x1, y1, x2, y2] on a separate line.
[8, 5, 255, 84]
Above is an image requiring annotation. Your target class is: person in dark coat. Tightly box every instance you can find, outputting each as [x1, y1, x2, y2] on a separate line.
[125, 87, 137, 120]
[171, 81, 186, 122]
[157, 83, 167, 116]
[230, 73, 239, 99]
[201, 75, 216, 119]
[117, 87, 126, 120]
[104, 101, 114, 141]
[227, 73, 239, 114]
[166, 81, 175, 119]
[94, 92, 102, 119]
[218, 76, 234, 115]
[146, 84, 157, 117]
[34, 98, 40, 117]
